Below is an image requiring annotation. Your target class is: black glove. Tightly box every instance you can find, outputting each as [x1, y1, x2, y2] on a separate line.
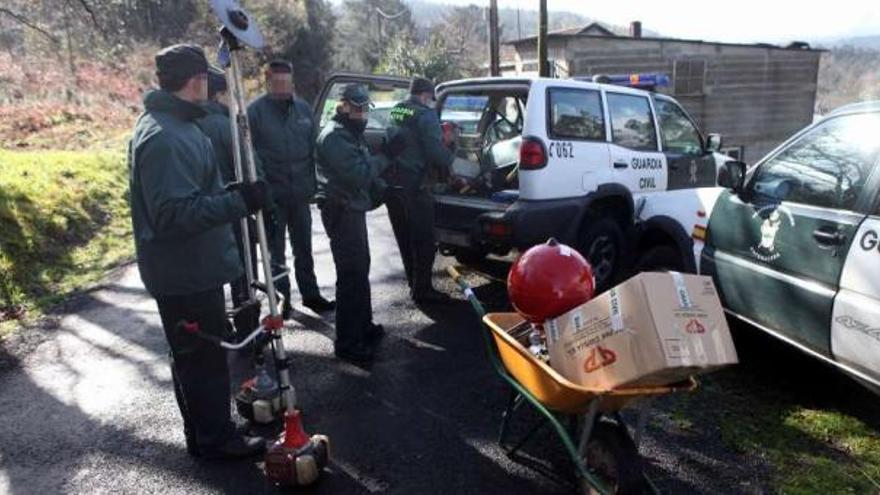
[236, 180, 268, 214]
[380, 134, 406, 158]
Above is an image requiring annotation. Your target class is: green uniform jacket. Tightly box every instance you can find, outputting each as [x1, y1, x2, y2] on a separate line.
[315, 117, 389, 212]
[197, 100, 267, 186]
[247, 94, 317, 204]
[128, 89, 247, 296]
[386, 96, 455, 190]
[196, 101, 236, 184]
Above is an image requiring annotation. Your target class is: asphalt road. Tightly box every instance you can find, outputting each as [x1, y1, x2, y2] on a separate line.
[1, 207, 871, 494]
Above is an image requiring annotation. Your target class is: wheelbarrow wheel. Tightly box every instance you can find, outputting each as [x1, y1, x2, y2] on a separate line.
[580, 419, 646, 495]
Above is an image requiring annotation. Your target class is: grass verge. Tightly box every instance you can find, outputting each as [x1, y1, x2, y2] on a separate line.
[0, 148, 133, 337]
[671, 325, 880, 493]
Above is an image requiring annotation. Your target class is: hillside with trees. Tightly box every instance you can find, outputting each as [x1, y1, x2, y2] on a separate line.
[1, 0, 876, 149]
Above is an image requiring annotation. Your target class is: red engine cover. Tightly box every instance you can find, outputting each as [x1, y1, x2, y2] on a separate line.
[507, 238, 595, 323]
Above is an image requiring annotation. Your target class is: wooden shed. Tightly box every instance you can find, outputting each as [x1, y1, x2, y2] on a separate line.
[505, 24, 824, 164]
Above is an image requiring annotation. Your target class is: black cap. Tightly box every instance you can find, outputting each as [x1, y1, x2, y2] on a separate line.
[409, 76, 435, 98]
[341, 84, 372, 108]
[207, 66, 227, 98]
[155, 44, 208, 83]
[267, 59, 293, 73]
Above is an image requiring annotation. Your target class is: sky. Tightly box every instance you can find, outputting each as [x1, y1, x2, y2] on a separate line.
[410, 0, 880, 44]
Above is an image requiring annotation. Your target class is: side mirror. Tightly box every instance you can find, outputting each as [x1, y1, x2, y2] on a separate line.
[706, 133, 723, 152]
[717, 160, 746, 192]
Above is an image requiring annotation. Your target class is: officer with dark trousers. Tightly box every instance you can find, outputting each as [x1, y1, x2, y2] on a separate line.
[316, 85, 399, 364]
[385, 77, 456, 305]
[248, 60, 334, 319]
[196, 66, 260, 337]
[128, 44, 267, 459]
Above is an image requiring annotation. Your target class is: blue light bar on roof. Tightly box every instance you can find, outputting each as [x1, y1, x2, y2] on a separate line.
[598, 73, 670, 90]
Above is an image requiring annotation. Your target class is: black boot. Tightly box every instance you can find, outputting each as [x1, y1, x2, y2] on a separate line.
[303, 295, 336, 314]
[334, 342, 374, 364]
[412, 288, 451, 305]
[366, 323, 385, 343]
[200, 433, 267, 460]
[281, 298, 294, 320]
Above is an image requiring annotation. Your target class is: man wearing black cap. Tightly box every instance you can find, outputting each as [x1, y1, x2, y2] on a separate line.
[315, 84, 400, 363]
[129, 44, 267, 459]
[247, 60, 334, 319]
[197, 66, 261, 339]
[385, 76, 455, 305]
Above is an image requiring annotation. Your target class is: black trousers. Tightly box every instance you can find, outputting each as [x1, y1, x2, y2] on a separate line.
[385, 187, 437, 295]
[265, 198, 320, 303]
[230, 218, 260, 336]
[320, 202, 372, 351]
[155, 288, 235, 451]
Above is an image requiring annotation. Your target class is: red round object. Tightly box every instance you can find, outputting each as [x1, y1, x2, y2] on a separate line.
[507, 238, 595, 323]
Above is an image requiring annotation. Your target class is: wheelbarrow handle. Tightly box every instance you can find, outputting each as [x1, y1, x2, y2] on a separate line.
[446, 265, 463, 283]
[446, 265, 486, 318]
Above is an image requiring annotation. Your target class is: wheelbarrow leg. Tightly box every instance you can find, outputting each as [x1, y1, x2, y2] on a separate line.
[507, 415, 548, 457]
[576, 399, 601, 457]
[498, 389, 522, 446]
[568, 415, 580, 438]
[633, 399, 652, 450]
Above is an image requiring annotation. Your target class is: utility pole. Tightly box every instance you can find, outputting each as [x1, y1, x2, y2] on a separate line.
[537, 0, 549, 77]
[488, 0, 500, 76]
[516, 8, 522, 40]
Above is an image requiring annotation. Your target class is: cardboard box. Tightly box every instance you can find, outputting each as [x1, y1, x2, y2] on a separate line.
[545, 272, 738, 389]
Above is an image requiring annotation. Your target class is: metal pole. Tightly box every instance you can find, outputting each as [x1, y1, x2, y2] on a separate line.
[537, 0, 549, 77]
[225, 40, 296, 411]
[224, 55, 256, 305]
[488, 0, 500, 77]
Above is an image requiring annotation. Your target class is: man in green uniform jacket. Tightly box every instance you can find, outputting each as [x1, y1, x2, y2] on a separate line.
[315, 84, 402, 363]
[196, 66, 260, 338]
[385, 76, 455, 305]
[247, 60, 333, 318]
[128, 44, 267, 459]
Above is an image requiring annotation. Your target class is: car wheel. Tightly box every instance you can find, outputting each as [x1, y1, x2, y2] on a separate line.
[578, 217, 624, 292]
[634, 245, 684, 274]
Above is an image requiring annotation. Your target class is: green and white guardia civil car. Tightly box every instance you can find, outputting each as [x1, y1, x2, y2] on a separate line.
[703, 101, 880, 390]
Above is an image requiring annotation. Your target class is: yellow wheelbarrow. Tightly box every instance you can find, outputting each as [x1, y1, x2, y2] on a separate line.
[447, 266, 696, 494]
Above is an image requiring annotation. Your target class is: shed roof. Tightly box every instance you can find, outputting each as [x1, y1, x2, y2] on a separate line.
[506, 25, 825, 53]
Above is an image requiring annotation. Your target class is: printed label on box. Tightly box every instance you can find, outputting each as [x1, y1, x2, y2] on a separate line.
[609, 288, 624, 332]
[664, 338, 690, 359]
[671, 272, 693, 309]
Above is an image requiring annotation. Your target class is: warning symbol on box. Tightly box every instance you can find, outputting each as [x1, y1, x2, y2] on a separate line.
[685, 318, 706, 334]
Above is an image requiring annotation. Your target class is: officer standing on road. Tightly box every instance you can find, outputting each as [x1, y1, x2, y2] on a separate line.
[128, 44, 267, 459]
[316, 84, 401, 364]
[248, 60, 334, 318]
[385, 76, 455, 305]
[196, 66, 260, 337]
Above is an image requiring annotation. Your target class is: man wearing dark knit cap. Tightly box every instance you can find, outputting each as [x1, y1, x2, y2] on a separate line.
[128, 44, 267, 459]
[197, 66, 261, 338]
[385, 76, 455, 305]
[247, 60, 334, 319]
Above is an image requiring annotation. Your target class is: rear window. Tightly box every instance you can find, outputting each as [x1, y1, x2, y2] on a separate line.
[441, 95, 488, 135]
[607, 93, 658, 151]
[319, 80, 409, 130]
[547, 88, 604, 141]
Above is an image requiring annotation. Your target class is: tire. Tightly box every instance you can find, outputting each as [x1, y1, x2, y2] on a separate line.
[580, 419, 646, 495]
[633, 245, 684, 274]
[454, 247, 487, 265]
[577, 217, 624, 292]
